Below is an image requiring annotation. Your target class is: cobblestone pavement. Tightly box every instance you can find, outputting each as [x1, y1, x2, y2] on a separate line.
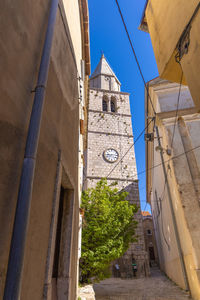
[79, 285, 95, 300]
[93, 268, 192, 300]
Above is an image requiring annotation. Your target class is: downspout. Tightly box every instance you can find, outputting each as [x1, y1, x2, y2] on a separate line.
[3, 0, 59, 298]
[155, 125, 190, 293]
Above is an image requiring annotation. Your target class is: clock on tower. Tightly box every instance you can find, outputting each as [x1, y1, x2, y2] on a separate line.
[103, 148, 119, 163]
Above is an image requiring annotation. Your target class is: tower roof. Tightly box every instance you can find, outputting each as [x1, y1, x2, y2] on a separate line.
[90, 54, 121, 85]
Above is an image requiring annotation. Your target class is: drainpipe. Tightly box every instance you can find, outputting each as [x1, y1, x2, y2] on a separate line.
[155, 126, 190, 293]
[3, 0, 59, 298]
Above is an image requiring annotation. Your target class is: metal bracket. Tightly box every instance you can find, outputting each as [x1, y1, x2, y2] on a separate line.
[144, 133, 154, 142]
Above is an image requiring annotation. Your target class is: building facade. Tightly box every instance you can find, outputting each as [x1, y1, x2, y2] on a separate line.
[84, 55, 149, 278]
[140, 0, 200, 108]
[142, 211, 159, 267]
[145, 78, 200, 300]
[0, 0, 90, 299]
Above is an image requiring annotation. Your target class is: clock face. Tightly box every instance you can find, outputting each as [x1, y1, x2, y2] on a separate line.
[103, 149, 119, 163]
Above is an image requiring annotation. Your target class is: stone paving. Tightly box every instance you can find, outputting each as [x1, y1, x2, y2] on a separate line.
[93, 268, 192, 300]
[79, 285, 95, 300]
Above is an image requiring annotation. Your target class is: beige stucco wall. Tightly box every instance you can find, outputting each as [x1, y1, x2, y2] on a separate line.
[145, 1, 200, 107]
[0, 0, 88, 299]
[63, 0, 82, 75]
[145, 0, 199, 81]
[151, 124, 186, 288]
[146, 79, 200, 300]
[180, 13, 200, 108]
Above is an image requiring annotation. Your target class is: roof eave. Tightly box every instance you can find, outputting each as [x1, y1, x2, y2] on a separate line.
[138, 0, 149, 33]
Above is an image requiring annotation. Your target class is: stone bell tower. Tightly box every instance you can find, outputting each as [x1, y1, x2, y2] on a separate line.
[84, 54, 149, 278]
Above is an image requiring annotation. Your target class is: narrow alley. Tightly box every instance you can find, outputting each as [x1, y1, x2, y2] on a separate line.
[93, 268, 191, 300]
[1, 1, 200, 299]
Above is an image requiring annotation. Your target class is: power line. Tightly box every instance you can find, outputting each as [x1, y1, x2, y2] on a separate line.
[136, 144, 200, 179]
[115, 0, 185, 220]
[114, 0, 156, 115]
[150, 69, 182, 250]
[114, 1, 186, 207]
[151, 69, 183, 204]
[104, 142, 200, 182]
[107, 117, 155, 178]
[171, 70, 183, 148]
[84, 1, 158, 185]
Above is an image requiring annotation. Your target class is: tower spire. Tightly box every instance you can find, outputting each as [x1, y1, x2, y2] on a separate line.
[90, 55, 121, 92]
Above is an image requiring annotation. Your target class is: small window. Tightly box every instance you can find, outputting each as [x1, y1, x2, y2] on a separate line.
[111, 97, 116, 112]
[103, 100, 108, 111]
[147, 229, 152, 235]
[102, 96, 108, 112]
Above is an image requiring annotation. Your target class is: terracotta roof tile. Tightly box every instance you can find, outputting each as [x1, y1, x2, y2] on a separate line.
[142, 211, 151, 217]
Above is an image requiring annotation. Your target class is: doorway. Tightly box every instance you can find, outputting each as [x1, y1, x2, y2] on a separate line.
[149, 247, 155, 261]
[51, 186, 74, 300]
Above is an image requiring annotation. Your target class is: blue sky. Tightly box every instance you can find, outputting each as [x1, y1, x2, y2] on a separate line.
[88, 0, 158, 211]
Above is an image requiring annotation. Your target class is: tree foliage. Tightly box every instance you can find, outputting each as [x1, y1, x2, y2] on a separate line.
[80, 179, 138, 283]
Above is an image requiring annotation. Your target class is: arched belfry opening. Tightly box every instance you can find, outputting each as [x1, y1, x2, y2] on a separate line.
[111, 96, 116, 113]
[102, 95, 109, 112]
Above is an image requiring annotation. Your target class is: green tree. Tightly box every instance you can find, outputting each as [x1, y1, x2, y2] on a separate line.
[80, 178, 138, 283]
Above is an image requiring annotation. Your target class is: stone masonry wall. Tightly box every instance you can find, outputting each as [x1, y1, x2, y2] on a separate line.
[84, 88, 149, 278]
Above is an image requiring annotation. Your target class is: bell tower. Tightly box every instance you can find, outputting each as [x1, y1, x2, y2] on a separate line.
[84, 54, 149, 278]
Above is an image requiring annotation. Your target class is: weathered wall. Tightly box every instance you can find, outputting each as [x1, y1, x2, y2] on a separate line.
[144, 1, 200, 107]
[151, 127, 186, 288]
[146, 78, 200, 300]
[0, 0, 85, 299]
[145, 0, 198, 82]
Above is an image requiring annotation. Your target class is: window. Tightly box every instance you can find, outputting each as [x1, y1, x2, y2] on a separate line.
[103, 100, 107, 111]
[102, 96, 108, 112]
[111, 97, 116, 112]
[147, 229, 152, 235]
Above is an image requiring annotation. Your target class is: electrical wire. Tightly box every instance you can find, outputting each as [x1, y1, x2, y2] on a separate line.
[106, 117, 155, 178]
[129, 144, 200, 180]
[83, 113, 154, 184]
[143, 69, 183, 238]
[84, 144, 200, 183]
[84, 1, 158, 187]
[153, 70, 183, 250]
[114, 0, 156, 116]
[114, 2, 188, 229]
